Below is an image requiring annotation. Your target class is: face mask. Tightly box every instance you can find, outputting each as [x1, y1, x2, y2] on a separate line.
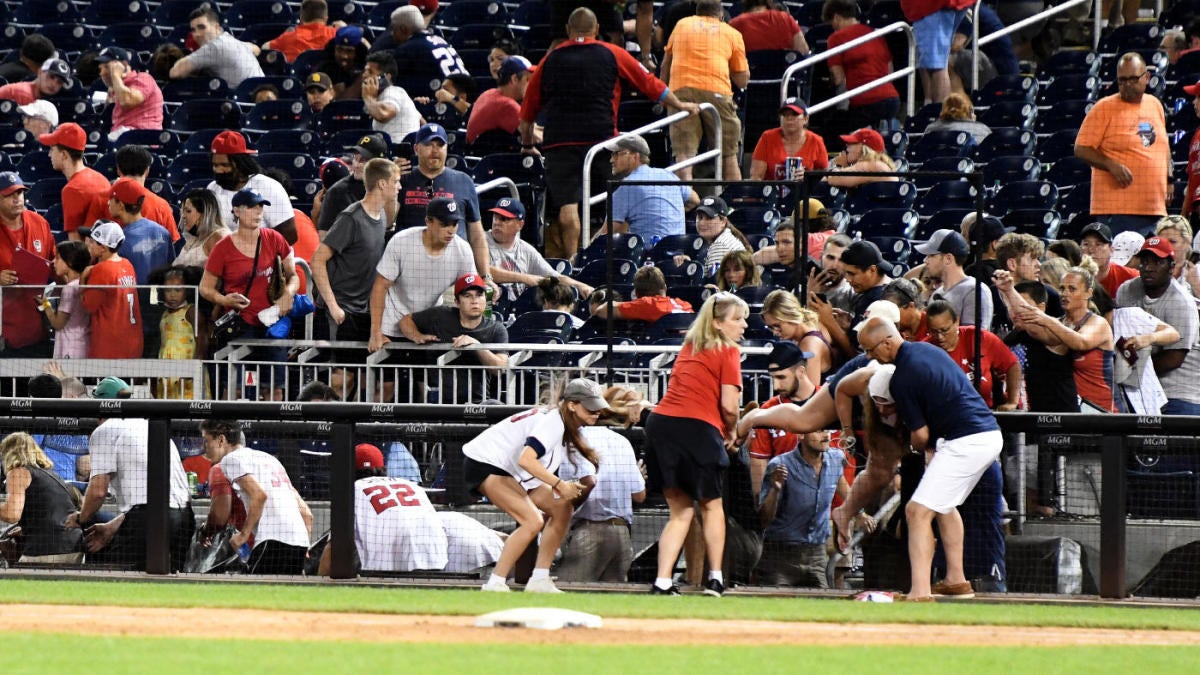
[213, 171, 241, 191]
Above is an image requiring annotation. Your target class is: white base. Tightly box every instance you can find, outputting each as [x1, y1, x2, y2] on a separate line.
[475, 607, 603, 630]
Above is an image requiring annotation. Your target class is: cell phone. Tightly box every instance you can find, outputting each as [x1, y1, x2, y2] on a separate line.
[395, 141, 414, 163]
[814, 292, 828, 303]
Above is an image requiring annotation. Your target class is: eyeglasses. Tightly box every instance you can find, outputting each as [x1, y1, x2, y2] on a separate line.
[1117, 71, 1147, 84]
[711, 291, 735, 319]
[862, 335, 889, 356]
[928, 323, 957, 337]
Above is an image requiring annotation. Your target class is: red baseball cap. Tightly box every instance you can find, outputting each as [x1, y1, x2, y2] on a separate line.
[411, 0, 438, 13]
[839, 127, 886, 153]
[454, 272, 486, 296]
[111, 177, 148, 204]
[1184, 82, 1200, 97]
[1137, 236, 1175, 259]
[38, 122, 87, 152]
[354, 443, 384, 469]
[210, 130, 256, 155]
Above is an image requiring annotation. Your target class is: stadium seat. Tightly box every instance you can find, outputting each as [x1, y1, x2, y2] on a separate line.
[656, 257, 705, 287]
[315, 100, 372, 137]
[976, 100, 1036, 129]
[13, 1, 82, 26]
[904, 102, 943, 136]
[471, 152, 545, 193]
[95, 23, 160, 55]
[37, 24, 99, 56]
[1098, 22, 1162, 54]
[14, 152, 57, 183]
[646, 312, 698, 341]
[84, 1, 152, 27]
[575, 258, 637, 286]
[1043, 156, 1092, 190]
[885, 129, 908, 161]
[975, 74, 1039, 107]
[1056, 184, 1092, 224]
[917, 180, 982, 215]
[436, 1, 512, 28]
[244, 100, 313, 133]
[1037, 74, 1100, 106]
[1035, 98, 1093, 135]
[508, 311, 575, 344]
[844, 180, 917, 213]
[912, 208, 973, 240]
[982, 155, 1040, 186]
[514, 0, 553, 27]
[850, 208, 919, 239]
[291, 49, 327, 80]
[327, 0, 365, 24]
[0, 127, 38, 156]
[162, 78, 231, 108]
[907, 156, 973, 191]
[414, 99, 464, 131]
[862, 235, 912, 266]
[163, 152, 216, 186]
[990, 180, 1059, 215]
[1003, 209, 1061, 239]
[153, 0, 205, 27]
[651, 233, 707, 261]
[258, 152, 319, 181]
[1037, 49, 1099, 80]
[256, 129, 320, 154]
[974, 129, 1038, 162]
[170, 99, 243, 133]
[576, 233, 645, 267]
[233, 76, 304, 104]
[448, 24, 517, 51]
[726, 205, 781, 236]
[24, 178, 67, 212]
[906, 129, 976, 165]
[1036, 129, 1082, 164]
[226, 0, 296, 32]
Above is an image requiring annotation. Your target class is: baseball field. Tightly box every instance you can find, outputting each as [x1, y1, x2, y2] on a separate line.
[1, 578, 1198, 673]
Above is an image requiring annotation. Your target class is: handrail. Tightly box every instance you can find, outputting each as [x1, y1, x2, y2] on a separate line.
[971, 0, 1100, 91]
[780, 21, 917, 119]
[580, 102, 722, 243]
[474, 176, 520, 201]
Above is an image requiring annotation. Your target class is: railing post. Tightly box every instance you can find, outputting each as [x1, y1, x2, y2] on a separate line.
[145, 418, 171, 575]
[1099, 433, 1128, 598]
[328, 421, 357, 579]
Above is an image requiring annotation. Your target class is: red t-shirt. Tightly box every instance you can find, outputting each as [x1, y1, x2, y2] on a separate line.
[268, 23, 338, 62]
[208, 464, 250, 537]
[729, 10, 802, 52]
[0, 82, 36, 105]
[751, 128, 830, 181]
[0, 211, 56, 349]
[924, 325, 1017, 409]
[616, 295, 693, 322]
[1100, 262, 1138, 299]
[63, 168, 113, 233]
[291, 208, 318, 264]
[655, 342, 742, 433]
[466, 87, 521, 143]
[826, 23, 900, 107]
[81, 256, 143, 358]
[205, 228, 293, 326]
[749, 394, 799, 459]
[1185, 126, 1200, 218]
[85, 188, 180, 242]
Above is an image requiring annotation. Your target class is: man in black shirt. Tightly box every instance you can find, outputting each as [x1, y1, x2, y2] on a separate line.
[317, 133, 390, 235]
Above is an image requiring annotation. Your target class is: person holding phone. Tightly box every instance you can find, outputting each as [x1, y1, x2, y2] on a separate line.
[361, 51, 422, 144]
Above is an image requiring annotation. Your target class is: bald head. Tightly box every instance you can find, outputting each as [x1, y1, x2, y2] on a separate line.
[567, 7, 598, 38]
[859, 316, 900, 346]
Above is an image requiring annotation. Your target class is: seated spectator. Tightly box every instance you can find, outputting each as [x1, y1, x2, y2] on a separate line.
[591, 266, 693, 322]
[761, 288, 834, 384]
[0, 432, 85, 564]
[467, 57, 533, 148]
[40, 241, 92, 360]
[825, 128, 898, 189]
[415, 73, 476, 121]
[923, 299, 1021, 411]
[106, 178, 174, 284]
[318, 25, 370, 100]
[692, 197, 752, 272]
[537, 276, 585, 329]
[150, 43, 185, 81]
[754, 214, 839, 294]
[362, 51, 423, 143]
[304, 72, 336, 114]
[486, 197, 592, 298]
[96, 47, 164, 140]
[488, 38, 522, 81]
[730, 0, 810, 53]
[750, 98, 829, 181]
[0, 58, 72, 105]
[714, 249, 762, 292]
[175, 188, 231, 270]
[80, 222, 143, 359]
[17, 100, 57, 137]
[263, 0, 341, 62]
[0, 33, 56, 85]
[169, 5, 263, 88]
[251, 84, 279, 103]
[604, 135, 700, 243]
[923, 92, 991, 145]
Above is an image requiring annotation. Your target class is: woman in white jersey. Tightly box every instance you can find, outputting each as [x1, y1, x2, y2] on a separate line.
[200, 419, 312, 575]
[461, 378, 608, 593]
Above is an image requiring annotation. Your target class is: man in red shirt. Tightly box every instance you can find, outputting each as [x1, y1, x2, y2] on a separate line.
[80, 221, 143, 359]
[466, 56, 532, 146]
[823, 0, 902, 136]
[84, 145, 180, 242]
[0, 58, 72, 105]
[1079, 222, 1139, 299]
[924, 299, 1020, 410]
[0, 172, 56, 357]
[1181, 81, 1200, 220]
[749, 341, 818, 495]
[590, 266, 693, 322]
[263, 0, 342, 61]
[38, 123, 112, 242]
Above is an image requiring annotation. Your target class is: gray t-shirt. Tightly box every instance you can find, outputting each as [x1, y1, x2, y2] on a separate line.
[321, 202, 386, 314]
[486, 231, 556, 295]
[376, 226, 475, 336]
[1116, 278, 1200, 404]
[186, 31, 264, 88]
[410, 305, 508, 403]
[934, 275, 993, 330]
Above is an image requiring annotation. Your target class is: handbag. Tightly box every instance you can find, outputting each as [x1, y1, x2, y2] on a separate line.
[210, 235, 262, 351]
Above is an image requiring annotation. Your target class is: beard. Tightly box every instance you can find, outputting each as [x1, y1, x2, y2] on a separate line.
[213, 172, 241, 191]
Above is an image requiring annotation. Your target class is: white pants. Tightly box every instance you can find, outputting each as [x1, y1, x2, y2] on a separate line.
[911, 430, 1003, 514]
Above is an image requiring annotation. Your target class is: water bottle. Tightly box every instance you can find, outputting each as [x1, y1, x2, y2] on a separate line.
[238, 542, 251, 563]
[484, 284, 495, 319]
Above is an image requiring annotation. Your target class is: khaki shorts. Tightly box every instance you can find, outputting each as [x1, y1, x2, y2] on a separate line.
[669, 87, 741, 159]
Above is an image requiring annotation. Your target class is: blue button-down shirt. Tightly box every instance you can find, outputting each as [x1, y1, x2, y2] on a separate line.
[760, 448, 846, 545]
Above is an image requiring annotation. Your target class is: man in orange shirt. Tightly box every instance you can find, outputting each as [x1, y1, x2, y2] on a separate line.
[80, 221, 143, 359]
[262, 0, 343, 62]
[662, 0, 750, 181]
[590, 266, 693, 322]
[85, 145, 180, 242]
[38, 123, 111, 242]
[1075, 52, 1170, 236]
[0, 172, 56, 357]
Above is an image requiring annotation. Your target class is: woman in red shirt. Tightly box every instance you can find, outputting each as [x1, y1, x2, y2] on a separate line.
[749, 98, 829, 181]
[646, 291, 749, 596]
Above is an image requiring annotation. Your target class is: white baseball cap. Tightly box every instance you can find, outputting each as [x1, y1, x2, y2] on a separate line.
[854, 299, 901, 332]
[868, 363, 896, 404]
[1111, 231, 1145, 267]
[17, 100, 58, 127]
[83, 220, 125, 249]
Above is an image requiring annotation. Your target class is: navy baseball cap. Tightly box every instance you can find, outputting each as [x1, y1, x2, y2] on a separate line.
[497, 56, 532, 83]
[415, 123, 449, 145]
[333, 25, 365, 47]
[232, 189, 271, 208]
[766, 341, 813, 371]
[96, 46, 131, 63]
[427, 196, 462, 224]
[0, 171, 27, 196]
[489, 197, 525, 220]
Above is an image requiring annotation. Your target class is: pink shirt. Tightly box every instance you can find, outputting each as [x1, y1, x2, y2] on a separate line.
[53, 279, 90, 359]
[110, 70, 164, 132]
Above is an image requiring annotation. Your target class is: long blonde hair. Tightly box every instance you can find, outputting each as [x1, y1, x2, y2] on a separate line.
[761, 288, 816, 326]
[1, 432, 53, 473]
[684, 292, 750, 352]
[858, 145, 897, 171]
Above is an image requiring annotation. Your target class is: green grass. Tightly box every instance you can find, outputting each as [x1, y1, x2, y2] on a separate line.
[0, 636, 1194, 675]
[2, 579, 1199, 631]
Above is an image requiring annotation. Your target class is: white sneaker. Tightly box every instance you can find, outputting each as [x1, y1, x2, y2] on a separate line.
[524, 577, 564, 594]
[481, 579, 510, 592]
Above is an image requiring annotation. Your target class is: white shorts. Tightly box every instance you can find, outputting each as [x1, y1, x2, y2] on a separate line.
[911, 430, 1003, 514]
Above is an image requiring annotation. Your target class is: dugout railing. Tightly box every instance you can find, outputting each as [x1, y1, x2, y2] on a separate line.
[4, 398, 1200, 601]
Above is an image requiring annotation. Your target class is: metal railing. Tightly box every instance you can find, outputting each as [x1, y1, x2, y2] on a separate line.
[781, 21, 917, 119]
[971, 0, 1101, 91]
[580, 102, 722, 243]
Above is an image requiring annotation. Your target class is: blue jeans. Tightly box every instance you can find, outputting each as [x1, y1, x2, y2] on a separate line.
[1161, 399, 1200, 416]
[1097, 214, 1162, 237]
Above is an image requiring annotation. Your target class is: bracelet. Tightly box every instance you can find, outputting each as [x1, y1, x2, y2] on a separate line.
[553, 478, 562, 489]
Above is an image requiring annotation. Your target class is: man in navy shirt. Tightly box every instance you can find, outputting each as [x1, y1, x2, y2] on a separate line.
[855, 317, 1001, 601]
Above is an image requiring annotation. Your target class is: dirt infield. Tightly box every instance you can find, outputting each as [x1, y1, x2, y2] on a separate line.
[3, 604, 1198, 646]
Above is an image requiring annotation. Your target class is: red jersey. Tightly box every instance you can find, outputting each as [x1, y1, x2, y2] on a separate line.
[924, 325, 1017, 409]
[749, 395, 800, 459]
[1185, 126, 1200, 218]
[81, 256, 143, 358]
[267, 23, 338, 62]
[826, 24, 900, 106]
[63, 168, 112, 233]
[751, 128, 830, 181]
[729, 10, 802, 52]
[616, 295, 693, 322]
[655, 342, 742, 433]
[0, 211, 56, 349]
[1099, 262, 1138, 299]
[205, 228, 293, 326]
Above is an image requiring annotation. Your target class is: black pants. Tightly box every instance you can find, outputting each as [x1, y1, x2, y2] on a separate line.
[89, 504, 195, 572]
[247, 539, 307, 575]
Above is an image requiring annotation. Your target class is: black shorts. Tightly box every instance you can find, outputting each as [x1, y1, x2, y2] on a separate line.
[645, 412, 729, 501]
[463, 456, 511, 499]
[544, 144, 611, 214]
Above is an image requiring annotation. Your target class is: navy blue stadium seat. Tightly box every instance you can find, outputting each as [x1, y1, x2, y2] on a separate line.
[436, 1, 512, 28]
[885, 129, 908, 160]
[38, 24, 99, 56]
[178, 129, 226, 155]
[314, 100, 372, 137]
[982, 155, 1040, 185]
[974, 128, 1037, 160]
[257, 152, 319, 180]
[514, 0, 553, 27]
[256, 129, 319, 154]
[862, 235, 912, 266]
[1098, 23, 1162, 54]
[233, 76, 304, 104]
[367, 0, 405, 30]
[917, 180, 982, 215]
[448, 24, 517, 51]
[163, 152, 216, 186]
[153, 0, 207, 27]
[1043, 156, 1092, 190]
[576, 233, 645, 267]
[656, 257, 705, 286]
[237, 23, 294, 46]
[226, 0, 296, 32]
[907, 156, 974, 191]
[1056, 183, 1092, 223]
[975, 74, 1038, 107]
[14, 152, 57, 183]
[850, 208, 919, 239]
[844, 180, 917, 213]
[14, 1, 82, 25]
[244, 99, 312, 133]
[912, 208, 973, 240]
[84, 1, 152, 26]
[24, 178, 67, 212]
[976, 100, 1036, 129]
[1037, 50, 1099, 80]
[990, 180, 1059, 215]
[575, 259, 637, 286]
[95, 23, 160, 55]
[170, 99, 243, 133]
[1036, 129, 1081, 164]
[0, 127, 38, 156]
[646, 312, 698, 341]
[257, 49, 292, 77]
[162, 78, 231, 107]
[327, 0, 365, 24]
[509, 310, 575, 344]
[726, 205, 781, 236]
[906, 129, 976, 165]
[471, 152, 545, 191]
[651, 233, 707, 261]
[669, 286, 713, 311]
[1037, 74, 1100, 106]
[1003, 209, 1061, 239]
[904, 102, 943, 136]
[1035, 98, 1093, 135]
